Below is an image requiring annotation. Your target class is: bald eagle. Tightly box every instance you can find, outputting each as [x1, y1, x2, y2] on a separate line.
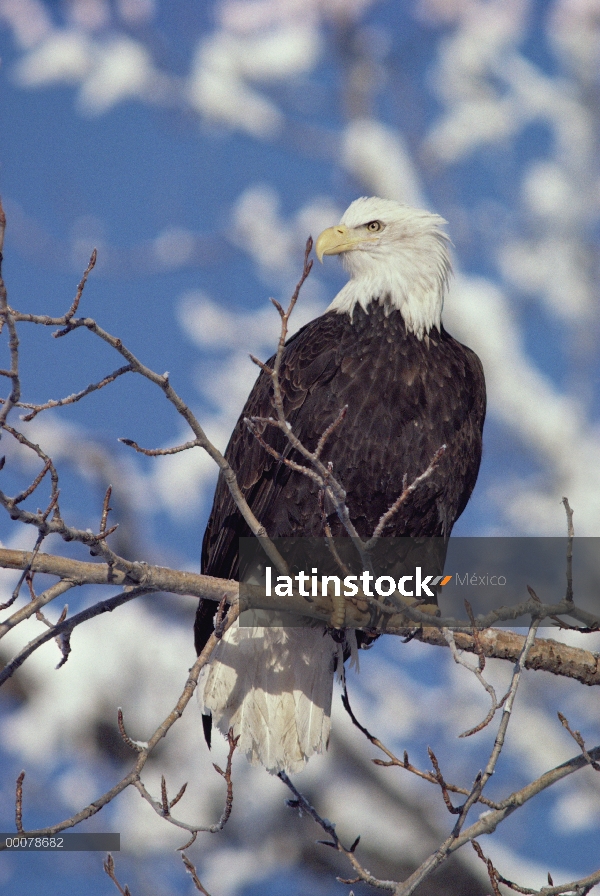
[195, 197, 486, 774]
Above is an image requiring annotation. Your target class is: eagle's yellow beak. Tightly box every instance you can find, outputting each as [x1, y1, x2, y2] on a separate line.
[315, 224, 356, 262]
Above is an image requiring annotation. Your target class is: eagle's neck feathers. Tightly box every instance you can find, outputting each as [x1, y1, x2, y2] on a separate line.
[322, 198, 452, 340]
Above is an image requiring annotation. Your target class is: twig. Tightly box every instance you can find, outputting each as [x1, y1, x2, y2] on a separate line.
[30, 594, 70, 666]
[0, 585, 152, 684]
[0, 198, 21, 427]
[557, 712, 600, 772]
[169, 782, 188, 811]
[452, 619, 541, 830]
[472, 839, 600, 896]
[471, 841, 504, 896]
[181, 854, 212, 896]
[391, 739, 600, 896]
[117, 708, 146, 754]
[3, 423, 60, 504]
[0, 197, 6, 256]
[244, 417, 322, 482]
[1, 577, 75, 641]
[99, 486, 112, 538]
[428, 748, 461, 814]
[341, 683, 502, 809]
[365, 445, 446, 547]
[443, 628, 502, 737]
[131, 663, 240, 840]
[66, 248, 97, 322]
[271, 236, 313, 377]
[161, 776, 170, 814]
[392, 618, 542, 896]
[13, 459, 52, 504]
[2, 250, 287, 577]
[134, 724, 239, 843]
[245, 402, 356, 634]
[314, 405, 348, 459]
[0, 526, 49, 611]
[119, 437, 200, 457]
[0, 484, 146, 579]
[247, 238, 367, 571]
[20, 364, 133, 421]
[132, 724, 239, 841]
[103, 853, 132, 896]
[562, 497, 574, 603]
[210, 728, 239, 831]
[249, 354, 273, 375]
[15, 771, 24, 832]
[278, 770, 397, 891]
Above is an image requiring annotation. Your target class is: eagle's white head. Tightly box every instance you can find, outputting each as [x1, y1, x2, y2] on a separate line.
[315, 196, 452, 339]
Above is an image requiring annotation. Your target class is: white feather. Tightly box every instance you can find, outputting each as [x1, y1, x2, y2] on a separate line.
[200, 622, 343, 774]
[328, 196, 452, 338]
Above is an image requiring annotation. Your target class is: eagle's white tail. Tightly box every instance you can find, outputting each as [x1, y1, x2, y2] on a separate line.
[199, 623, 340, 774]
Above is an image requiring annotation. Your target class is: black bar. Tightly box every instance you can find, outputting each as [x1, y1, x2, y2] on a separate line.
[0, 834, 120, 851]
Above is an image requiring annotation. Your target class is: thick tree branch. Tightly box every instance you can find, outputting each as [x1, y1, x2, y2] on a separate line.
[1, 547, 599, 686]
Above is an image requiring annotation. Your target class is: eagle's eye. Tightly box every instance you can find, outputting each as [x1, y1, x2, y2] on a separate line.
[366, 220, 383, 232]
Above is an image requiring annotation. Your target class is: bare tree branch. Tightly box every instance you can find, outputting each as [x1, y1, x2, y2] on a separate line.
[181, 853, 213, 896]
[132, 727, 239, 842]
[341, 682, 502, 809]
[0, 585, 152, 684]
[365, 445, 446, 547]
[443, 627, 508, 737]
[296, 651, 600, 896]
[5, 603, 239, 841]
[0, 199, 21, 427]
[557, 712, 600, 772]
[103, 853, 132, 896]
[0, 242, 287, 577]
[279, 769, 397, 892]
[18, 364, 133, 421]
[1, 548, 599, 686]
[562, 496, 575, 604]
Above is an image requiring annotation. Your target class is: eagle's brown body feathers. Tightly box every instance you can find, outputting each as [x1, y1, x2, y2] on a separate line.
[200, 303, 485, 583]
